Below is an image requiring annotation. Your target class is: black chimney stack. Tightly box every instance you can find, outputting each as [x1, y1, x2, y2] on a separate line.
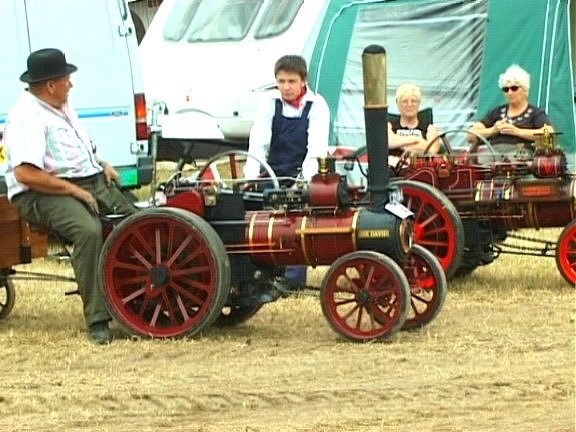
[362, 45, 389, 212]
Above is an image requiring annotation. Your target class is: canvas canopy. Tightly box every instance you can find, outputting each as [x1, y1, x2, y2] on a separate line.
[309, 0, 575, 158]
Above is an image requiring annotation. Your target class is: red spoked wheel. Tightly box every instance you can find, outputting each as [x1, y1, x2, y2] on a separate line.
[392, 180, 464, 279]
[555, 219, 576, 286]
[320, 251, 410, 342]
[98, 208, 231, 338]
[0, 276, 15, 320]
[401, 245, 447, 330]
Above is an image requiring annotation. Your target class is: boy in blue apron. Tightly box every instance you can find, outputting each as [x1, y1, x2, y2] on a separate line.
[245, 55, 330, 289]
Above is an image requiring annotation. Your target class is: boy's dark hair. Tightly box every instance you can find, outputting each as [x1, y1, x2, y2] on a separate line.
[274, 55, 308, 80]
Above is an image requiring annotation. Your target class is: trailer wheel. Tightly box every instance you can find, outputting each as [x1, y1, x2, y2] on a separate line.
[392, 180, 464, 278]
[0, 276, 15, 320]
[98, 208, 231, 338]
[401, 245, 447, 330]
[320, 251, 410, 342]
[556, 219, 576, 286]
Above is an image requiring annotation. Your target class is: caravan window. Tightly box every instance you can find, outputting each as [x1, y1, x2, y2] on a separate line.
[162, 0, 263, 42]
[162, 0, 201, 41]
[254, 0, 304, 39]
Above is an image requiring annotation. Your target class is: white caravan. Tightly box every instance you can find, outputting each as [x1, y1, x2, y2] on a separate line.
[0, 0, 151, 192]
[140, 0, 576, 161]
[139, 0, 329, 158]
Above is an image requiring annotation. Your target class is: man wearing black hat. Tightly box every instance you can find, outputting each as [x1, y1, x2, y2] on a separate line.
[3, 48, 137, 344]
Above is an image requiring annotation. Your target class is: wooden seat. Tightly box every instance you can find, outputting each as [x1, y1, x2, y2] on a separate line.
[0, 196, 48, 268]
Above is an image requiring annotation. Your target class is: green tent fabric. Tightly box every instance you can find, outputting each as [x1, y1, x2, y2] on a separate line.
[478, 0, 575, 154]
[309, 0, 575, 157]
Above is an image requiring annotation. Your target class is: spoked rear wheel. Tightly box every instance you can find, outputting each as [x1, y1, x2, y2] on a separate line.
[401, 245, 447, 330]
[98, 208, 231, 338]
[392, 180, 464, 278]
[0, 276, 15, 320]
[556, 219, 576, 286]
[320, 251, 410, 342]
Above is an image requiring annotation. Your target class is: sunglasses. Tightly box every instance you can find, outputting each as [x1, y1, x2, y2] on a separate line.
[502, 85, 520, 93]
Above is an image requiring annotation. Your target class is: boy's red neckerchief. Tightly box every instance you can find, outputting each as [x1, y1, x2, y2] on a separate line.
[285, 86, 307, 108]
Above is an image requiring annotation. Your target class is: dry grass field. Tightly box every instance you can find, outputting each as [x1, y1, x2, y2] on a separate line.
[0, 227, 574, 432]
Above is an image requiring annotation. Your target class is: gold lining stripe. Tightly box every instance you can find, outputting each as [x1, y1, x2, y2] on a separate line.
[475, 182, 482, 202]
[294, 227, 353, 235]
[228, 249, 291, 255]
[247, 212, 258, 250]
[351, 210, 360, 251]
[490, 179, 495, 200]
[504, 182, 511, 200]
[300, 216, 310, 265]
[267, 215, 275, 265]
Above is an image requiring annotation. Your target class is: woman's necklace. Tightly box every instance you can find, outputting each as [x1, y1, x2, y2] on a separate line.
[502, 104, 531, 124]
[505, 104, 531, 124]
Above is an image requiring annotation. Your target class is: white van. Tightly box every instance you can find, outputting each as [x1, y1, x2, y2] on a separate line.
[0, 0, 152, 193]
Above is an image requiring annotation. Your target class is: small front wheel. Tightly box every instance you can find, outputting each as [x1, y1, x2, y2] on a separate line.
[320, 251, 410, 342]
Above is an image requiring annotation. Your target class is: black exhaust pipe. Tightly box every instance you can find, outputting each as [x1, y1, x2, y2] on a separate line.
[362, 45, 389, 212]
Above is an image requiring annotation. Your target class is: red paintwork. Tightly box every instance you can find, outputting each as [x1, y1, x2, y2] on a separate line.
[395, 151, 576, 230]
[166, 190, 205, 217]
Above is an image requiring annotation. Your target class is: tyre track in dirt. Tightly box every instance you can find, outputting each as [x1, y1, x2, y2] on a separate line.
[1, 370, 572, 430]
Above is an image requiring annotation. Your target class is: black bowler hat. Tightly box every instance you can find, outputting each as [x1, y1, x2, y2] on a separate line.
[19, 48, 78, 83]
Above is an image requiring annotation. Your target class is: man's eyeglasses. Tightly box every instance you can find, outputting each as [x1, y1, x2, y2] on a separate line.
[502, 85, 520, 93]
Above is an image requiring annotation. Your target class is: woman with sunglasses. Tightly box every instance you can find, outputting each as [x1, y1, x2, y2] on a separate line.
[468, 64, 552, 161]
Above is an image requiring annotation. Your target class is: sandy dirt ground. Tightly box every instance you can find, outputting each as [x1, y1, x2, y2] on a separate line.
[0, 252, 574, 432]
